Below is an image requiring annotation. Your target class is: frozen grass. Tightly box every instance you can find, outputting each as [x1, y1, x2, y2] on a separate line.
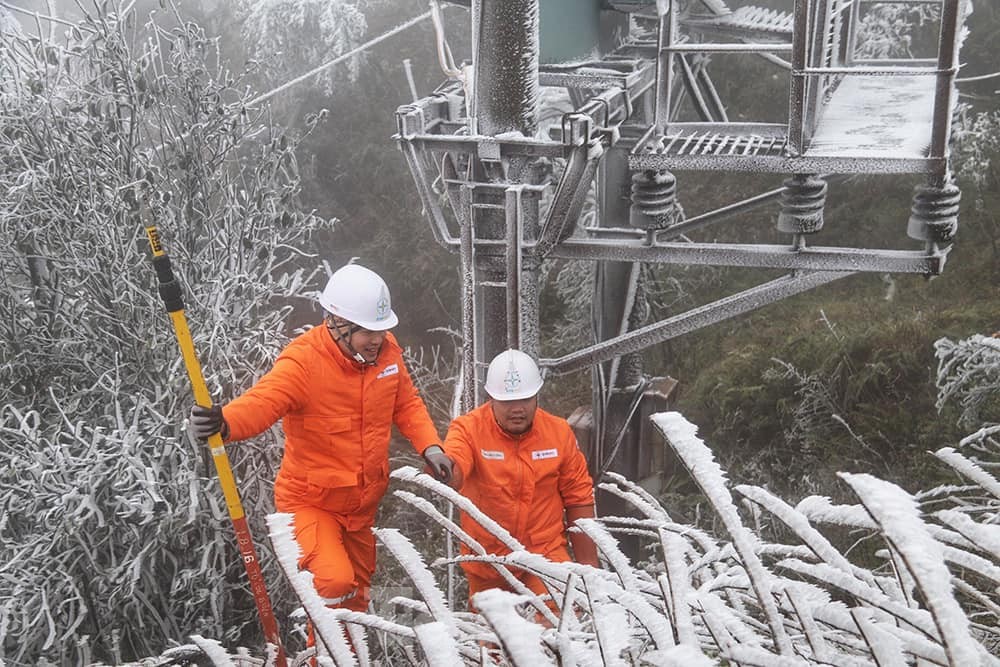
[125, 409, 999, 666]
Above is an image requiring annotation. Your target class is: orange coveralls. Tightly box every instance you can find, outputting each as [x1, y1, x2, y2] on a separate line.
[442, 403, 595, 600]
[223, 326, 439, 611]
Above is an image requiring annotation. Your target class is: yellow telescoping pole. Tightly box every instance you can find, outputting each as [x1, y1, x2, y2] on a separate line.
[141, 207, 286, 665]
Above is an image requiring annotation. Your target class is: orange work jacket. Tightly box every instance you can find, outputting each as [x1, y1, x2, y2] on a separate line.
[223, 326, 439, 530]
[442, 403, 595, 577]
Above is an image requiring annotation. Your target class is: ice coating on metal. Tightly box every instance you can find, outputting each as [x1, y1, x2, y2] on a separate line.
[395, 0, 968, 386]
[474, 0, 539, 137]
[517, 275, 540, 359]
[540, 271, 853, 375]
[808, 76, 936, 159]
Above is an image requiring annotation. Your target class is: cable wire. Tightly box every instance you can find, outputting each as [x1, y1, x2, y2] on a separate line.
[247, 10, 433, 108]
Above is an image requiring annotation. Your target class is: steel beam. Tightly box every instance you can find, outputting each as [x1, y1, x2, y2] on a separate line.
[547, 238, 948, 274]
[929, 0, 964, 183]
[788, 0, 810, 155]
[630, 151, 944, 175]
[505, 187, 524, 350]
[540, 271, 853, 375]
[399, 142, 458, 247]
[459, 186, 478, 411]
[535, 126, 603, 258]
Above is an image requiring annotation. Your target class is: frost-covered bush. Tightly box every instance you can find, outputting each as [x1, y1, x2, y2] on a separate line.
[239, 0, 367, 93]
[855, 1, 943, 59]
[936, 334, 1000, 428]
[135, 409, 999, 666]
[0, 3, 332, 662]
[954, 109, 1000, 192]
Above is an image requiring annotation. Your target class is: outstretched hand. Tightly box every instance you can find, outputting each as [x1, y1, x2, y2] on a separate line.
[422, 445, 455, 485]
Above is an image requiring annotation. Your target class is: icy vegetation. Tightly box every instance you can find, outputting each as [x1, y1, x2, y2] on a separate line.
[240, 0, 367, 93]
[935, 334, 1000, 429]
[2, 0, 998, 663]
[0, 2, 334, 660]
[127, 405, 999, 665]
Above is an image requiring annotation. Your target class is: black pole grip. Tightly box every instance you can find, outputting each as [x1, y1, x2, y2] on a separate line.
[151, 254, 184, 312]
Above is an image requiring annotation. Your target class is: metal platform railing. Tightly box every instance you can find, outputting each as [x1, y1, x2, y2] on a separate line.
[633, 0, 965, 176]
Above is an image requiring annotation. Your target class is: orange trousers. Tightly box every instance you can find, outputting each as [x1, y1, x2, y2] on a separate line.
[292, 506, 374, 613]
[464, 545, 570, 612]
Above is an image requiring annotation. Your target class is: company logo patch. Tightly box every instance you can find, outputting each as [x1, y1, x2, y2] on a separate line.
[375, 286, 390, 321]
[503, 366, 521, 394]
[531, 448, 558, 460]
[376, 363, 399, 379]
[480, 449, 505, 460]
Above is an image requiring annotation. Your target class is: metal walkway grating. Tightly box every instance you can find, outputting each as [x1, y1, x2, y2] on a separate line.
[652, 129, 789, 158]
[629, 102, 942, 174]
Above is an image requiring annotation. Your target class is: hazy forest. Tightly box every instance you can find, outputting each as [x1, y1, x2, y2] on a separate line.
[2, 0, 1000, 664]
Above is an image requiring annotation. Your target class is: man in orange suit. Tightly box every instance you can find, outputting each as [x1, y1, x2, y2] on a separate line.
[441, 349, 599, 604]
[190, 263, 454, 613]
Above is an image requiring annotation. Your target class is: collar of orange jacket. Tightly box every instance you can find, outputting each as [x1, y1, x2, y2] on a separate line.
[317, 323, 402, 372]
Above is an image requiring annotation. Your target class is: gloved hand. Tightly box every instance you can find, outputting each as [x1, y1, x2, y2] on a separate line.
[422, 445, 455, 485]
[190, 404, 229, 441]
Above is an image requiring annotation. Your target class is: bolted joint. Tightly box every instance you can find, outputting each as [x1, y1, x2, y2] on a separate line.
[777, 174, 827, 235]
[629, 169, 680, 230]
[395, 103, 426, 139]
[907, 182, 961, 243]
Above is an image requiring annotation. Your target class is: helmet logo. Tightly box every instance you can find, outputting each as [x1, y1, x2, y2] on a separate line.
[503, 366, 521, 394]
[375, 287, 390, 321]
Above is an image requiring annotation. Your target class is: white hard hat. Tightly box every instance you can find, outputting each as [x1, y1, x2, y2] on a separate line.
[484, 349, 544, 401]
[318, 264, 399, 330]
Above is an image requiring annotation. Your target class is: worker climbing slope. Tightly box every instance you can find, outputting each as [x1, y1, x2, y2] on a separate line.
[190, 263, 454, 614]
[440, 349, 599, 604]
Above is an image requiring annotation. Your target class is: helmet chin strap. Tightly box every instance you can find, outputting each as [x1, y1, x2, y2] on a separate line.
[327, 317, 379, 366]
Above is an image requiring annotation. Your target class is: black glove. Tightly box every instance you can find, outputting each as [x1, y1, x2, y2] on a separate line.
[190, 404, 229, 440]
[422, 445, 454, 485]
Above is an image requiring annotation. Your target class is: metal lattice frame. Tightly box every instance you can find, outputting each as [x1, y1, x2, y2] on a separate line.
[395, 0, 967, 481]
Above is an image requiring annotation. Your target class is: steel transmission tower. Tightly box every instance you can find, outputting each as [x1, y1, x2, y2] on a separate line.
[396, 0, 967, 504]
